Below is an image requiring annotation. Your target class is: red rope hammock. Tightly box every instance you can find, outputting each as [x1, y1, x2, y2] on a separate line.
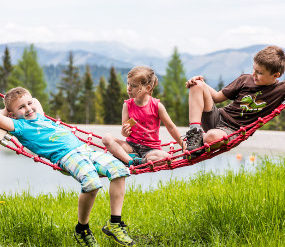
[1, 92, 284, 175]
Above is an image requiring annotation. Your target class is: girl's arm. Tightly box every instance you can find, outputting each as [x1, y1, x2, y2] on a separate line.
[158, 102, 184, 148]
[121, 103, 131, 137]
[0, 108, 15, 132]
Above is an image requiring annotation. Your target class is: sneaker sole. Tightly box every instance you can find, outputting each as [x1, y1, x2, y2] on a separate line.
[102, 227, 136, 247]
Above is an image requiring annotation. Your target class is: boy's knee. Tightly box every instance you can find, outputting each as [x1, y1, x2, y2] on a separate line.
[204, 129, 226, 143]
[188, 80, 206, 94]
[81, 174, 102, 192]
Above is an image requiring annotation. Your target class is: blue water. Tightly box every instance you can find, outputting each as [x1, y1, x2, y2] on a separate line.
[0, 149, 265, 196]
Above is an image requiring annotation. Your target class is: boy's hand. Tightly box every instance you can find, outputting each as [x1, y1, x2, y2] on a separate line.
[185, 75, 205, 88]
[121, 123, 132, 137]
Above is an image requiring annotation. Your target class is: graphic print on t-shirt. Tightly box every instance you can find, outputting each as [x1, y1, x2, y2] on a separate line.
[240, 91, 267, 116]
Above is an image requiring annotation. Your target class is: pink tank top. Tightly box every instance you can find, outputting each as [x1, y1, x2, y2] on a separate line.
[126, 97, 161, 149]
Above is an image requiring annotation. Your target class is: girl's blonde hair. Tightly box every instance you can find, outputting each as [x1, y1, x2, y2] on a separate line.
[127, 66, 158, 95]
[4, 87, 31, 111]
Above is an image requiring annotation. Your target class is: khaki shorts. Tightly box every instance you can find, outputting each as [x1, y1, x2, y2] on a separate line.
[201, 105, 236, 136]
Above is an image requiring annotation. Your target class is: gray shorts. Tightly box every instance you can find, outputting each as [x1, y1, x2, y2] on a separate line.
[126, 141, 157, 158]
[201, 105, 236, 136]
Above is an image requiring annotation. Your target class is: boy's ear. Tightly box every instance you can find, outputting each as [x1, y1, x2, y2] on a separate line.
[8, 112, 15, 119]
[274, 72, 281, 78]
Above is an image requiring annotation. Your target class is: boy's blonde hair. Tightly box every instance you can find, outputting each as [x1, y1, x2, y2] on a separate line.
[127, 66, 158, 95]
[254, 45, 285, 76]
[4, 87, 31, 111]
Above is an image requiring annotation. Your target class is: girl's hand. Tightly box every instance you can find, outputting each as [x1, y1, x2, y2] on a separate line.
[121, 123, 132, 137]
[185, 75, 205, 88]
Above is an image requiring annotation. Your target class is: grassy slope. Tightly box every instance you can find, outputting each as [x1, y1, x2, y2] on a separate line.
[0, 157, 284, 246]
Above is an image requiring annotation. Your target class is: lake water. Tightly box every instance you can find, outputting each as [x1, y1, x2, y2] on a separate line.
[0, 149, 264, 196]
[1, 125, 283, 196]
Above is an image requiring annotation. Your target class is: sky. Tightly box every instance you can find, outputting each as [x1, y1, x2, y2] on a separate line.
[0, 0, 284, 56]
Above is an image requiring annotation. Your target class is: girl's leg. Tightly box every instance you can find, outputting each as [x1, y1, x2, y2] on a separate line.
[102, 133, 134, 163]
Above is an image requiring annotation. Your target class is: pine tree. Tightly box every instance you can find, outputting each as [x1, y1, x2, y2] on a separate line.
[77, 65, 95, 124]
[117, 72, 128, 101]
[0, 46, 13, 93]
[162, 47, 187, 126]
[94, 76, 107, 124]
[49, 89, 66, 120]
[104, 67, 122, 124]
[9, 44, 49, 111]
[59, 52, 82, 122]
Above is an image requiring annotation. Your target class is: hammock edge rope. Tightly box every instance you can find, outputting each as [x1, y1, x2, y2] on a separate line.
[1, 92, 284, 175]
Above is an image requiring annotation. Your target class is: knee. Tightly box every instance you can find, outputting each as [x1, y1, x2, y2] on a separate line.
[81, 175, 102, 193]
[189, 80, 206, 94]
[102, 133, 114, 146]
[84, 189, 99, 197]
[204, 130, 223, 143]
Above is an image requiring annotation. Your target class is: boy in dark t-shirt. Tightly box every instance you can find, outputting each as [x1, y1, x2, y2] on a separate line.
[184, 45, 285, 151]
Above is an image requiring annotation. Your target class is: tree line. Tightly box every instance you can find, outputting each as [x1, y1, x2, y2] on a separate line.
[0, 45, 284, 130]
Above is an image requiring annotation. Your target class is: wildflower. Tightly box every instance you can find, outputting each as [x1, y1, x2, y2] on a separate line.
[0, 201, 5, 204]
[249, 155, 256, 162]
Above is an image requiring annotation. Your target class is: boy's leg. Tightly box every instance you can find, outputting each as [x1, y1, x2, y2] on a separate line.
[91, 151, 135, 246]
[188, 80, 214, 124]
[186, 81, 214, 151]
[102, 133, 134, 164]
[59, 145, 103, 246]
[109, 177, 125, 216]
[78, 190, 99, 224]
[75, 190, 99, 247]
[145, 150, 170, 166]
[103, 177, 135, 246]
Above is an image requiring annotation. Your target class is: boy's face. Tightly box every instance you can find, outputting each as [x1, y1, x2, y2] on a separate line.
[252, 63, 280, 86]
[9, 93, 37, 120]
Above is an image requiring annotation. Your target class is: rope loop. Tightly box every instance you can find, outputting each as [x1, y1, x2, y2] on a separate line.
[274, 109, 281, 115]
[204, 143, 210, 152]
[149, 161, 154, 170]
[258, 117, 265, 126]
[223, 136, 229, 145]
[240, 127, 246, 135]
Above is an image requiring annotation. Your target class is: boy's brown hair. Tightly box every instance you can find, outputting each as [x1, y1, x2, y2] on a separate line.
[127, 66, 158, 95]
[4, 87, 31, 112]
[254, 45, 285, 76]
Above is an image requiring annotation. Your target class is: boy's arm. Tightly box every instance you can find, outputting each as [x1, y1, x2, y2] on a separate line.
[186, 76, 228, 103]
[158, 103, 184, 148]
[0, 108, 15, 132]
[33, 98, 44, 115]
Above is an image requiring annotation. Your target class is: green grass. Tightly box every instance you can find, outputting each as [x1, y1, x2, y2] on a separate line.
[0, 157, 285, 246]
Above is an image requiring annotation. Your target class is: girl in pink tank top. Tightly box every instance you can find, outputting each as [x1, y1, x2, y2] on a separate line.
[102, 66, 184, 167]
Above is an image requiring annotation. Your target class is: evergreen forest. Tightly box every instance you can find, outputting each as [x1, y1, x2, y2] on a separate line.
[0, 45, 284, 130]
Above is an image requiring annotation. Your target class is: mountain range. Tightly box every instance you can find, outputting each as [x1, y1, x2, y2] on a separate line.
[0, 41, 283, 90]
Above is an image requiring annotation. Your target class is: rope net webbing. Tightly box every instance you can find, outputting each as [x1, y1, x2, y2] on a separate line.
[1, 92, 285, 175]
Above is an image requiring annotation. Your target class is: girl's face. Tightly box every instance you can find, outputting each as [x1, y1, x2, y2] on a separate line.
[127, 79, 148, 98]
